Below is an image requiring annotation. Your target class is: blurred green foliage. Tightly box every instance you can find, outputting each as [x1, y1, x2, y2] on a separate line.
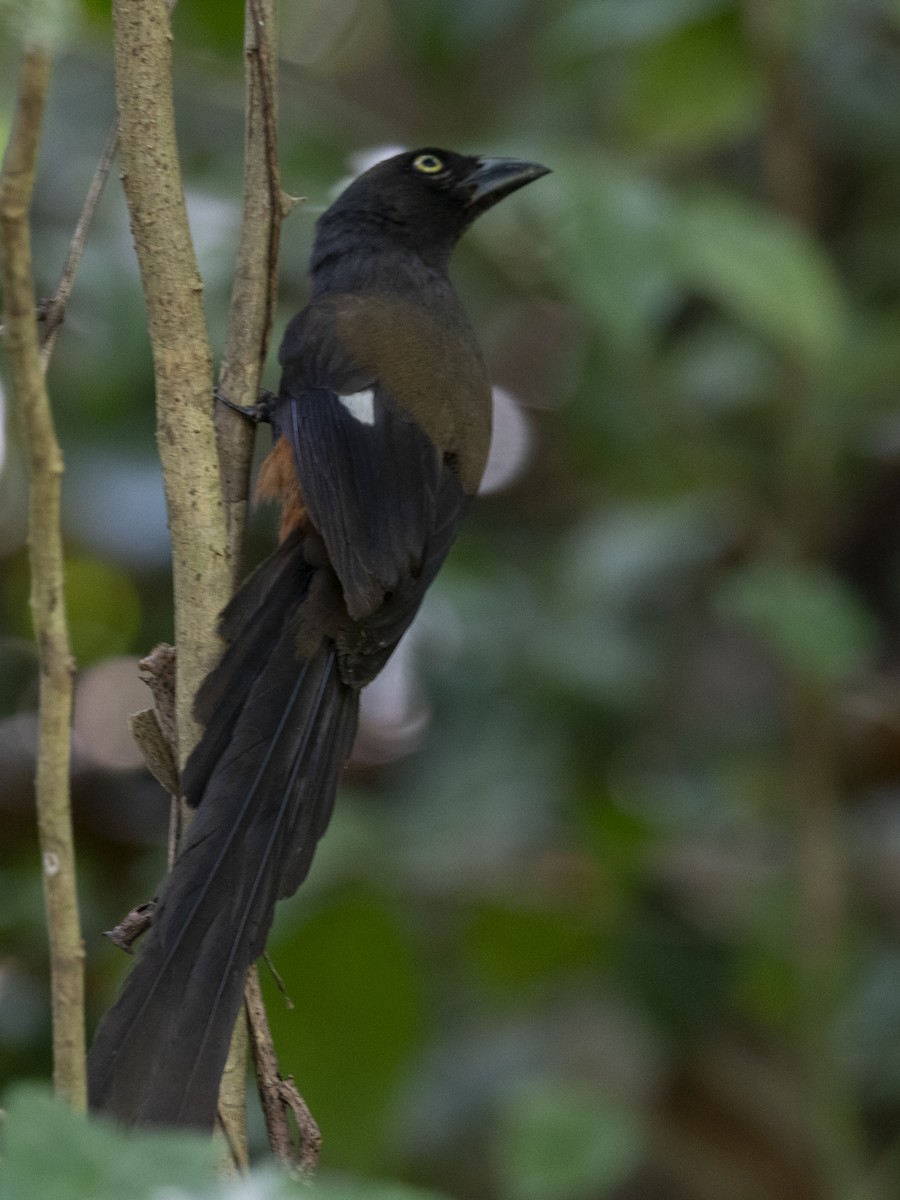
[4, 1, 900, 1198]
[495, 1080, 642, 1200]
[0, 1085, 453, 1200]
[0, 1086, 219, 1200]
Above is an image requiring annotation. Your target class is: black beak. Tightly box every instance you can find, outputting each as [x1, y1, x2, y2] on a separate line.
[463, 157, 551, 212]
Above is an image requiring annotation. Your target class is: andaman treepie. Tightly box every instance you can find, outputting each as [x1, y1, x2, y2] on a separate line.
[87, 147, 550, 1129]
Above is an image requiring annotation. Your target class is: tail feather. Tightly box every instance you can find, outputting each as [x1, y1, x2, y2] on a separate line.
[88, 541, 358, 1128]
[183, 528, 312, 800]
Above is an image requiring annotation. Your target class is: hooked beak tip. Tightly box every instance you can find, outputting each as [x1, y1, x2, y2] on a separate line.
[464, 158, 551, 210]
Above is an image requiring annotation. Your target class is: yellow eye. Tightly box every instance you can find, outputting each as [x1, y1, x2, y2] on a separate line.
[413, 153, 444, 174]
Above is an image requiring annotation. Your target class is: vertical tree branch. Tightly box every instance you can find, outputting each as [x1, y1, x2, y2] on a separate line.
[0, 45, 86, 1111]
[216, 0, 284, 579]
[111, 0, 230, 759]
[111, 0, 242, 1157]
[212, 0, 285, 1146]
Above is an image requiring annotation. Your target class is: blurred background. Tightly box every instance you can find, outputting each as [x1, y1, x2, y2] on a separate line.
[4, 1, 900, 1197]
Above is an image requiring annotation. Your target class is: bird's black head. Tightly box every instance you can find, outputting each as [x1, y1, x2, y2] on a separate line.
[312, 148, 550, 280]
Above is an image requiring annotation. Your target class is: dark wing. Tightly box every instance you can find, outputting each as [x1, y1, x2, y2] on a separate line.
[278, 379, 457, 621]
[276, 293, 473, 618]
[274, 293, 481, 671]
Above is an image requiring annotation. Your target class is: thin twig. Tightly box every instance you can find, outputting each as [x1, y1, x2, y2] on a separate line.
[245, 966, 321, 1173]
[39, 120, 118, 372]
[0, 45, 86, 1111]
[214, 0, 287, 1152]
[216, 0, 284, 580]
[262, 950, 295, 1008]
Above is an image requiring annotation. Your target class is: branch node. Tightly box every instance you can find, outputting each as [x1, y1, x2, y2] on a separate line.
[281, 191, 304, 217]
[104, 900, 156, 953]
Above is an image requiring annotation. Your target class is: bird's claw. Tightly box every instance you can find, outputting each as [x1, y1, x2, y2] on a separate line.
[215, 388, 277, 424]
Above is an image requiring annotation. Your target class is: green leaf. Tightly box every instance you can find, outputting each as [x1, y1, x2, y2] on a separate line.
[0, 1085, 217, 1200]
[620, 913, 732, 1037]
[263, 889, 425, 1171]
[495, 1081, 641, 1200]
[170, 0, 244, 56]
[563, 494, 735, 607]
[65, 556, 142, 663]
[0, 1087, 456, 1200]
[838, 950, 900, 1104]
[2, 553, 141, 665]
[546, 159, 676, 352]
[549, 0, 729, 52]
[735, 938, 798, 1032]
[310, 1179, 452, 1200]
[628, 12, 764, 150]
[715, 562, 876, 685]
[672, 191, 847, 364]
[464, 905, 598, 992]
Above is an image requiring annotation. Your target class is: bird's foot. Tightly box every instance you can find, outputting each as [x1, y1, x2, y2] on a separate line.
[215, 388, 277, 424]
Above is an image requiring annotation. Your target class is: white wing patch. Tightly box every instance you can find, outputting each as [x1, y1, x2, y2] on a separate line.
[338, 388, 376, 425]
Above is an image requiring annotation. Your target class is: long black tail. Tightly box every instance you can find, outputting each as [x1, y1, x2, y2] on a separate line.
[87, 531, 358, 1128]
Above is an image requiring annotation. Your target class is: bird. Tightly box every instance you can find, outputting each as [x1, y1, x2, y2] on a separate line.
[87, 147, 550, 1130]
